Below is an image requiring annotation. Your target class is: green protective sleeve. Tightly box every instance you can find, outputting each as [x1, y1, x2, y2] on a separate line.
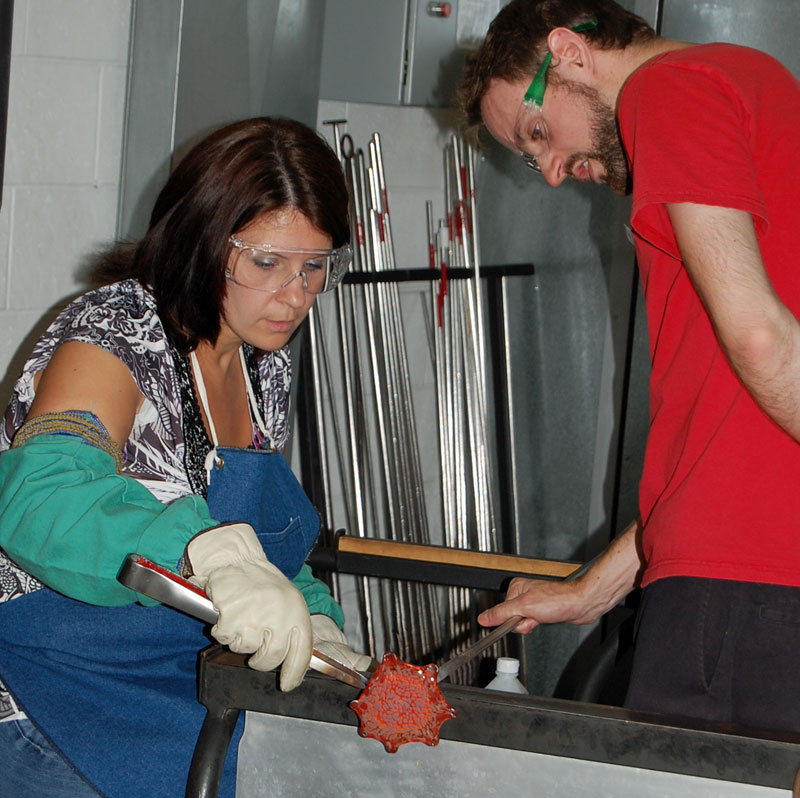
[292, 563, 345, 628]
[0, 434, 215, 606]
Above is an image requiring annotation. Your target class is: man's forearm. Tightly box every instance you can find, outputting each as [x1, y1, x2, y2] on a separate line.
[723, 304, 800, 441]
[669, 202, 800, 442]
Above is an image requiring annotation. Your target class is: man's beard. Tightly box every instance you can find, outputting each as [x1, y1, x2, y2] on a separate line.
[559, 80, 631, 195]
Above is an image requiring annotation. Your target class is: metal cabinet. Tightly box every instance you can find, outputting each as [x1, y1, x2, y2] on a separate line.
[118, 0, 326, 240]
[319, 0, 501, 106]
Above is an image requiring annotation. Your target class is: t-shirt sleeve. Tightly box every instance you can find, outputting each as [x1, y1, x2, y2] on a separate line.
[621, 60, 768, 258]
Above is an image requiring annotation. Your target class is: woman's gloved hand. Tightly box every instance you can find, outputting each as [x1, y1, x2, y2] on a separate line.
[185, 523, 312, 691]
[310, 613, 375, 673]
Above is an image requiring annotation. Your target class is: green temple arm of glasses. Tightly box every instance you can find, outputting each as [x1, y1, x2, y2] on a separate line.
[523, 18, 599, 107]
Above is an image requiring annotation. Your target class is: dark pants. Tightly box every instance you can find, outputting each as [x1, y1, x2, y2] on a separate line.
[624, 576, 800, 735]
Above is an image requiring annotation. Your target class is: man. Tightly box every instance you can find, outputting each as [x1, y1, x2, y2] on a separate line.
[460, 0, 800, 733]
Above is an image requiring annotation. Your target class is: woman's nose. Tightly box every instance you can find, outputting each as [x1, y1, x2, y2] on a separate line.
[276, 271, 308, 307]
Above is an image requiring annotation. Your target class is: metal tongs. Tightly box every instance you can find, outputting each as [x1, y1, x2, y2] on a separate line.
[436, 615, 522, 683]
[117, 554, 368, 689]
[118, 554, 522, 690]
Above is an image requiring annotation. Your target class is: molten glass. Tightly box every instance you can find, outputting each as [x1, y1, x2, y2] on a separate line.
[350, 652, 457, 753]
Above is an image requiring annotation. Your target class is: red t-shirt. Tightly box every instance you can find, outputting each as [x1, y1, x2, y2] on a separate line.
[618, 44, 800, 588]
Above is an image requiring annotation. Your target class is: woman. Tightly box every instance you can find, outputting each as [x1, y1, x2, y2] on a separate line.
[0, 117, 368, 797]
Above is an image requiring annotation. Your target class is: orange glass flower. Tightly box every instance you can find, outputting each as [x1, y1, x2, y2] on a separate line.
[350, 652, 458, 753]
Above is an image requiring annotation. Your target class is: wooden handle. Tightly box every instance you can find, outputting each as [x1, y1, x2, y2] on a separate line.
[336, 535, 581, 580]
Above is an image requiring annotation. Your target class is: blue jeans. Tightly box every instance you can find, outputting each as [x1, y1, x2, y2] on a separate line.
[0, 718, 102, 797]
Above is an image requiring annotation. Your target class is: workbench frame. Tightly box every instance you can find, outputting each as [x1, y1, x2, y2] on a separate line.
[187, 645, 800, 798]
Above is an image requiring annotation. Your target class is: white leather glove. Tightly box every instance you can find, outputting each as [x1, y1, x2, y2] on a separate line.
[310, 613, 374, 673]
[185, 523, 312, 691]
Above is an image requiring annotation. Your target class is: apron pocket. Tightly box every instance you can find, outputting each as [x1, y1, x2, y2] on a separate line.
[255, 516, 308, 578]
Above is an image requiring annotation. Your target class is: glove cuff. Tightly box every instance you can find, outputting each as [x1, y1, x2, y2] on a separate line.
[310, 614, 374, 672]
[310, 613, 347, 646]
[184, 522, 264, 579]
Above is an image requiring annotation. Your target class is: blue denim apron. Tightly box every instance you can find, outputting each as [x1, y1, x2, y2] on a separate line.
[0, 352, 321, 797]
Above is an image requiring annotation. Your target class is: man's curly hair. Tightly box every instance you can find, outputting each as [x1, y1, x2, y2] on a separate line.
[457, 0, 654, 130]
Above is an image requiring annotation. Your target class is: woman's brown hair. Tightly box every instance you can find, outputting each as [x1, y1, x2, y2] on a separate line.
[94, 117, 349, 352]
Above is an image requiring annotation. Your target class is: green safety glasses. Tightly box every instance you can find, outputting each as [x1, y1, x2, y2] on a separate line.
[522, 18, 599, 108]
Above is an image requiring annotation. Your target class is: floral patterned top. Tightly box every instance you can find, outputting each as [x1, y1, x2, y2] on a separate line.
[0, 279, 292, 720]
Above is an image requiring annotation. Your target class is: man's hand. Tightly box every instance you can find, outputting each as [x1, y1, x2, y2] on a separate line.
[478, 518, 645, 634]
[479, 576, 599, 634]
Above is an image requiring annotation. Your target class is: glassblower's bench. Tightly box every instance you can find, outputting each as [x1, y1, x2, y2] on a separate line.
[185, 537, 800, 798]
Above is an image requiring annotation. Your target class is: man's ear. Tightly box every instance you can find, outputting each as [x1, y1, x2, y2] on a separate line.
[547, 27, 594, 77]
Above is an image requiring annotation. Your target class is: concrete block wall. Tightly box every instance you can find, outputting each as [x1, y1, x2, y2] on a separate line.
[0, 0, 131, 401]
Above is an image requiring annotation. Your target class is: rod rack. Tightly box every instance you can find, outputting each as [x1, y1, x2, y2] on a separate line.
[340, 263, 534, 285]
[307, 533, 579, 592]
[297, 260, 536, 561]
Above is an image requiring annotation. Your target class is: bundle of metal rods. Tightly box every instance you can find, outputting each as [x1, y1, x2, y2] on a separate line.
[307, 122, 508, 681]
[309, 121, 443, 665]
[427, 134, 508, 683]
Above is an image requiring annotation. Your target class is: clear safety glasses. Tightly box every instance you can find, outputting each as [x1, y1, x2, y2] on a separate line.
[519, 18, 598, 174]
[226, 237, 353, 295]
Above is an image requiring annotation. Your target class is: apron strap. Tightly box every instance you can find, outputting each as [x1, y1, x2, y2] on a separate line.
[190, 351, 223, 485]
[190, 349, 277, 485]
[238, 347, 276, 451]
[189, 350, 221, 449]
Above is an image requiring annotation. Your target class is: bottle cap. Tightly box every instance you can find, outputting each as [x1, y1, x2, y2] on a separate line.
[496, 657, 520, 674]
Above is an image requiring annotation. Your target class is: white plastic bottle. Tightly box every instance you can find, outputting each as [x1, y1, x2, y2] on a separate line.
[485, 657, 528, 694]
